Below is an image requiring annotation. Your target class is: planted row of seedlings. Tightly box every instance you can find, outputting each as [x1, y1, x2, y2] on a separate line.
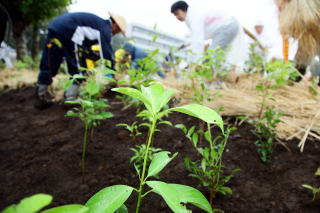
[2, 46, 319, 212]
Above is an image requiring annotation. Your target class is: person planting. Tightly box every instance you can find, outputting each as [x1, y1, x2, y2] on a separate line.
[116, 41, 166, 78]
[170, 1, 248, 67]
[36, 11, 127, 108]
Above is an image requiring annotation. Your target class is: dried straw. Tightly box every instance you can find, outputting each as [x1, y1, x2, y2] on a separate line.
[278, 0, 320, 64]
[0, 68, 68, 101]
[160, 72, 320, 143]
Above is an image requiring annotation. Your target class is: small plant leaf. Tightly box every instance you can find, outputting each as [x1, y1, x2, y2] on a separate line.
[72, 74, 87, 80]
[175, 124, 187, 134]
[146, 181, 212, 213]
[42, 205, 89, 213]
[158, 121, 173, 126]
[218, 186, 233, 195]
[112, 87, 152, 112]
[13, 194, 52, 213]
[192, 133, 199, 147]
[146, 181, 189, 213]
[201, 159, 206, 171]
[170, 104, 224, 132]
[315, 168, 320, 176]
[170, 184, 213, 213]
[141, 83, 174, 113]
[302, 184, 316, 191]
[85, 185, 133, 213]
[64, 79, 74, 90]
[1, 205, 16, 213]
[147, 152, 178, 178]
[85, 81, 100, 96]
[115, 204, 128, 213]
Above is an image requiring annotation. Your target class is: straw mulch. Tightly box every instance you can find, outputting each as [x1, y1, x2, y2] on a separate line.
[160, 72, 320, 150]
[0, 68, 68, 101]
[0, 68, 37, 90]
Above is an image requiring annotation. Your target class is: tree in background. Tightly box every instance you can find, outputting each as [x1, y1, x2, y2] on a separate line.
[1, 0, 73, 60]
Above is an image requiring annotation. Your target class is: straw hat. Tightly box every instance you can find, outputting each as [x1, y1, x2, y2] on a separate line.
[108, 11, 127, 36]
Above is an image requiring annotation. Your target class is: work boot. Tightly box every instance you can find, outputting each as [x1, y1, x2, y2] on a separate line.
[35, 84, 54, 109]
[64, 84, 80, 101]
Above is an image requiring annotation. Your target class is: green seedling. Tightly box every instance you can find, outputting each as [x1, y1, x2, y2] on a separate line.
[126, 49, 160, 88]
[183, 48, 227, 146]
[176, 123, 239, 205]
[244, 42, 265, 74]
[302, 168, 320, 201]
[256, 59, 297, 117]
[130, 144, 162, 172]
[4, 83, 224, 213]
[252, 106, 283, 163]
[117, 121, 142, 143]
[116, 48, 161, 112]
[111, 83, 224, 212]
[253, 60, 296, 162]
[185, 48, 227, 105]
[65, 64, 114, 179]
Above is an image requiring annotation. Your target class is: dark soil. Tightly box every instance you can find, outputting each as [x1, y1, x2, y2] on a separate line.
[0, 86, 319, 213]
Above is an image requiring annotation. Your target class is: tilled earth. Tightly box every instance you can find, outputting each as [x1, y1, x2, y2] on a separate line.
[0, 86, 319, 212]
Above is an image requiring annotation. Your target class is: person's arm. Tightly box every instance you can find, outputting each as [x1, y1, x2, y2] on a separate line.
[100, 27, 114, 68]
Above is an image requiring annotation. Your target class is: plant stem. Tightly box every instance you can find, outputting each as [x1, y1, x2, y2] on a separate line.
[82, 123, 89, 182]
[199, 120, 204, 145]
[135, 119, 157, 213]
[210, 189, 214, 206]
[207, 123, 213, 149]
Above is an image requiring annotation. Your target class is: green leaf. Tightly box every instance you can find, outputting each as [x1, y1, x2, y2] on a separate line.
[112, 87, 152, 112]
[187, 126, 195, 138]
[141, 83, 174, 113]
[315, 168, 320, 176]
[175, 124, 187, 134]
[192, 133, 199, 147]
[117, 80, 127, 85]
[96, 112, 113, 120]
[158, 121, 173, 126]
[85, 185, 133, 213]
[147, 152, 178, 178]
[42, 205, 89, 213]
[1, 205, 16, 213]
[66, 110, 79, 117]
[201, 158, 206, 171]
[11, 194, 53, 213]
[65, 100, 80, 105]
[146, 181, 212, 213]
[64, 79, 73, 90]
[302, 184, 316, 191]
[170, 184, 213, 213]
[170, 104, 224, 132]
[146, 181, 189, 213]
[72, 74, 87, 80]
[218, 186, 233, 195]
[115, 205, 128, 213]
[85, 81, 100, 96]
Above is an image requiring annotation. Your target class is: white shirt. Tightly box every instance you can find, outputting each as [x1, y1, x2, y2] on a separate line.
[253, 31, 273, 49]
[185, 4, 236, 60]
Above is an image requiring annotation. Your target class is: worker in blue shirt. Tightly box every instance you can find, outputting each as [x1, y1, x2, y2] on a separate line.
[121, 42, 166, 78]
[36, 12, 126, 108]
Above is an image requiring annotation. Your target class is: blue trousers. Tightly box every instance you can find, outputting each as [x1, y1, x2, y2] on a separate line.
[38, 30, 79, 85]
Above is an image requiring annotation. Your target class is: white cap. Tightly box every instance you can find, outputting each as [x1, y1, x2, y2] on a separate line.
[255, 20, 264, 26]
